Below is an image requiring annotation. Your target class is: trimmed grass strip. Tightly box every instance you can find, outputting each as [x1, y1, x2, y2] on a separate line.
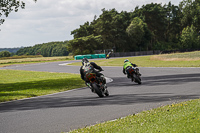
[70, 51, 200, 67]
[69, 99, 200, 133]
[0, 56, 73, 67]
[0, 69, 85, 102]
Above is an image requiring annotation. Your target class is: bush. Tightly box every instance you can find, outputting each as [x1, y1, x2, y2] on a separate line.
[0, 51, 11, 57]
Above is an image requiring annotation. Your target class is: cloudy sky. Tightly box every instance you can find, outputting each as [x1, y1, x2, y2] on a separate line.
[0, 0, 183, 48]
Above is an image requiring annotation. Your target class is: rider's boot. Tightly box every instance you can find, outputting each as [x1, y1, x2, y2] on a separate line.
[86, 82, 94, 92]
[104, 84, 107, 88]
[103, 84, 108, 94]
[131, 78, 134, 82]
[100, 75, 106, 84]
[136, 68, 141, 76]
[100, 75, 107, 91]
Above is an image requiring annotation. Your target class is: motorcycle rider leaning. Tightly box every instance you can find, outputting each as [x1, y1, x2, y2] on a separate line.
[123, 59, 141, 78]
[80, 58, 107, 91]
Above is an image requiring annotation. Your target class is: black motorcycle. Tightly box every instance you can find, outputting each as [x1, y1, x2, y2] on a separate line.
[127, 67, 142, 84]
[85, 71, 109, 97]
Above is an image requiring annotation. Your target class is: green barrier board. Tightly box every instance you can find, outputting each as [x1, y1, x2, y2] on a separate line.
[74, 54, 106, 60]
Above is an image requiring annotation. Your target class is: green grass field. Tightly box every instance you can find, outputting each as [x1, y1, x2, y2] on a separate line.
[70, 51, 200, 67]
[0, 56, 73, 67]
[69, 99, 200, 133]
[0, 70, 85, 102]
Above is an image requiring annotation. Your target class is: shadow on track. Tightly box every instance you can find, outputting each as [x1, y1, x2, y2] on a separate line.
[0, 93, 199, 113]
[110, 73, 200, 86]
[0, 73, 200, 113]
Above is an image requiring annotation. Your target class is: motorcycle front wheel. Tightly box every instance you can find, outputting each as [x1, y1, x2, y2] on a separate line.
[104, 88, 109, 96]
[133, 74, 142, 85]
[91, 83, 104, 97]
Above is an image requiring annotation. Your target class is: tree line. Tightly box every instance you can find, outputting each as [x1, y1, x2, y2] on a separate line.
[0, 48, 21, 53]
[16, 41, 69, 57]
[0, 48, 22, 57]
[0, 42, 70, 58]
[68, 0, 200, 55]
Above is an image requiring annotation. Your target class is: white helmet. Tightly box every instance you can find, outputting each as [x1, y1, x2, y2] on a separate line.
[124, 59, 129, 63]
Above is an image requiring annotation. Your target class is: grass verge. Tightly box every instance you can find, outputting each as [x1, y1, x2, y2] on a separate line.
[69, 99, 200, 133]
[0, 69, 85, 102]
[70, 51, 200, 67]
[0, 56, 73, 67]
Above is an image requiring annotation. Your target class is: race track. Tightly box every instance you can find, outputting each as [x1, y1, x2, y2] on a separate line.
[0, 60, 200, 133]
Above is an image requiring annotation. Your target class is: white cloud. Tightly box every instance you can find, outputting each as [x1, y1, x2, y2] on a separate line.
[0, 0, 182, 48]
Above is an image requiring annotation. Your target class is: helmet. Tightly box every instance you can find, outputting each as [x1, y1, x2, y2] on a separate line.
[82, 58, 89, 65]
[124, 59, 129, 63]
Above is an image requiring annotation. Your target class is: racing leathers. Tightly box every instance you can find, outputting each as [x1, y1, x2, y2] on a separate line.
[80, 61, 106, 90]
[123, 61, 137, 78]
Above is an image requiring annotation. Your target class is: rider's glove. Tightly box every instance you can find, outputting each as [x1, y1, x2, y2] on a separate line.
[133, 64, 137, 67]
[99, 68, 104, 71]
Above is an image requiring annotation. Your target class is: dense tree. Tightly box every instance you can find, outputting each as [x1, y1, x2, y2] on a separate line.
[16, 41, 69, 57]
[164, 2, 182, 43]
[71, 21, 94, 39]
[69, 0, 200, 54]
[109, 11, 132, 52]
[126, 17, 147, 51]
[179, 0, 200, 30]
[94, 8, 119, 50]
[134, 3, 167, 44]
[68, 35, 102, 55]
[70, 9, 133, 54]
[0, 50, 11, 57]
[180, 25, 200, 50]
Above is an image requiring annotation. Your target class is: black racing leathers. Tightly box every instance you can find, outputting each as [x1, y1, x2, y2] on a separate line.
[80, 62, 104, 81]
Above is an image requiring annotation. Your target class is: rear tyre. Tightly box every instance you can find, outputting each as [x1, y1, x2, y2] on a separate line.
[92, 83, 104, 97]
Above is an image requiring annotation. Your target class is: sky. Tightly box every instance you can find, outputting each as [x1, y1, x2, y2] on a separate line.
[0, 0, 183, 48]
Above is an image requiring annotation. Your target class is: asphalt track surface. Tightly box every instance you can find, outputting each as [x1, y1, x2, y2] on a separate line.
[0, 60, 200, 133]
